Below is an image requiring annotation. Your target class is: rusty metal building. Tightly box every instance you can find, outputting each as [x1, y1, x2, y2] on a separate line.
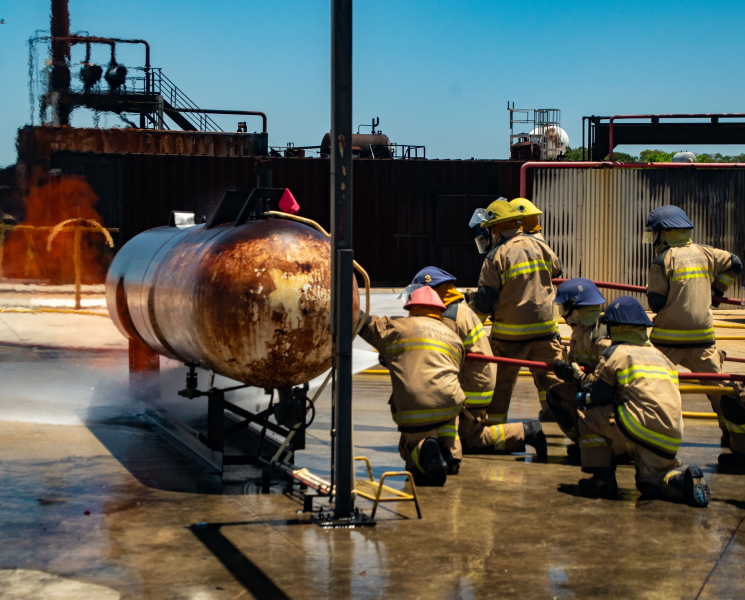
[14, 126, 522, 286]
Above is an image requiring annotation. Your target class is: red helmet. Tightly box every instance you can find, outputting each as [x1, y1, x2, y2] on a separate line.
[404, 286, 446, 311]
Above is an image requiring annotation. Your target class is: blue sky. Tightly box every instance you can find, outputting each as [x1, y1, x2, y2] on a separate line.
[2, 0, 745, 167]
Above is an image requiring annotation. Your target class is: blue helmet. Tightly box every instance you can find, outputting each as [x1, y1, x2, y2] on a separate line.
[412, 266, 457, 287]
[601, 296, 653, 327]
[554, 278, 606, 308]
[646, 205, 694, 232]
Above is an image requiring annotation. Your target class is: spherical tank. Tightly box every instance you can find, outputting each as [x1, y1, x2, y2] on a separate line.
[106, 218, 359, 388]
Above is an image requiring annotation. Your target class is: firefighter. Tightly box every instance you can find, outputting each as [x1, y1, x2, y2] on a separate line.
[409, 266, 547, 458]
[549, 278, 611, 458]
[646, 205, 742, 446]
[467, 199, 564, 425]
[358, 285, 464, 486]
[719, 388, 745, 469]
[509, 198, 544, 241]
[576, 296, 711, 507]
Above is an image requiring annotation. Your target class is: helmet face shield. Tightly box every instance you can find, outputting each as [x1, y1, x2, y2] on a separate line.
[475, 233, 491, 254]
[642, 228, 655, 244]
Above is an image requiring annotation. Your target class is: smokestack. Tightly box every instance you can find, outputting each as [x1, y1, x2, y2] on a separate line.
[50, 0, 71, 125]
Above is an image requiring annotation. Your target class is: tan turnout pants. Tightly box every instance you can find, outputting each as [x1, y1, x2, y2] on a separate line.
[399, 418, 462, 475]
[548, 383, 634, 457]
[486, 336, 564, 424]
[578, 405, 683, 500]
[721, 394, 745, 455]
[458, 408, 526, 454]
[656, 345, 726, 435]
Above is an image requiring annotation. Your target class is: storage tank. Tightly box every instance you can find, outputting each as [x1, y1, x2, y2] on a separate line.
[320, 132, 392, 158]
[106, 216, 359, 389]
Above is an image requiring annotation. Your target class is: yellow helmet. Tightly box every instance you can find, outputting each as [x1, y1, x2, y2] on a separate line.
[510, 198, 543, 217]
[482, 200, 521, 227]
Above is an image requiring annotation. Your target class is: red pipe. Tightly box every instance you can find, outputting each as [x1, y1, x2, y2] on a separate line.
[551, 278, 743, 307]
[608, 113, 745, 161]
[519, 161, 745, 198]
[465, 353, 745, 382]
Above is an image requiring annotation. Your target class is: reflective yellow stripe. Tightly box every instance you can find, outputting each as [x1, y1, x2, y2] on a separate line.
[485, 413, 507, 425]
[410, 445, 424, 473]
[538, 390, 546, 401]
[617, 405, 681, 454]
[464, 325, 487, 346]
[616, 365, 679, 386]
[386, 337, 461, 360]
[715, 273, 734, 288]
[393, 404, 462, 426]
[579, 435, 611, 448]
[501, 259, 552, 284]
[723, 418, 745, 434]
[491, 424, 506, 452]
[464, 390, 493, 407]
[436, 424, 458, 439]
[491, 319, 558, 337]
[670, 266, 713, 282]
[650, 327, 716, 343]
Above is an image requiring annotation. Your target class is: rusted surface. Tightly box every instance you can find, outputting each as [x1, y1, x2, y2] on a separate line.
[107, 218, 359, 388]
[17, 126, 268, 162]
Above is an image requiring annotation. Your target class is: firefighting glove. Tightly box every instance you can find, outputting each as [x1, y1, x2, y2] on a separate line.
[711, 286, 723, 308]
[554, 360, 583, 385]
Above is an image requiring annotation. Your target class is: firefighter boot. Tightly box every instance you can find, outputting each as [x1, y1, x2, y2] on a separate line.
[438, 439, 461, 475]
[578, 468, 618, 500]
[718, 451, 745, 470]
[523, 420, 548, 460]
[414, 437, 448, 487]
[666, 466, 711, 507]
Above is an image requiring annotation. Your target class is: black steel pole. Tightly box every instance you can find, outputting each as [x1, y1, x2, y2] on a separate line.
[330, 0, 354, 520]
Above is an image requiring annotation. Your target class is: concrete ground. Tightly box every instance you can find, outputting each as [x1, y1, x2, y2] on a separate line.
[1, 293, 745, 599]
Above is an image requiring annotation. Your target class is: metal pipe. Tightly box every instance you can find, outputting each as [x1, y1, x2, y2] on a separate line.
[330, 0, 355, 520]
[519, 161, 745, 199]
[608, 113, 745, 161]
[173, 108, 267, 133]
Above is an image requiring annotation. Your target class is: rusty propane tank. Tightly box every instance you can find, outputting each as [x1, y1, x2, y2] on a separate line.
[106, 217, 358, 388]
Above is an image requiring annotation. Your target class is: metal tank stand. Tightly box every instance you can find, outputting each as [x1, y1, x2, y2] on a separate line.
[135, 359, 308, 475]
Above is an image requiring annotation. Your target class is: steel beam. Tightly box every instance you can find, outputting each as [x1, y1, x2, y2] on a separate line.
[330, 0, 355, 520]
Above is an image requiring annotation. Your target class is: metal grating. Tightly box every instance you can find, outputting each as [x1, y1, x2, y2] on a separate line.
[533, 168, 745, 308]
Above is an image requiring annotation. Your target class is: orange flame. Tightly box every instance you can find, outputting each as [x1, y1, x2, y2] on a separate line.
[1, 169, 111, 284]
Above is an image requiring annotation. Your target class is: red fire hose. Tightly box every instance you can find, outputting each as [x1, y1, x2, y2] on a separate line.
[551, 278, 744, 307]
[465, 353, 745, 382]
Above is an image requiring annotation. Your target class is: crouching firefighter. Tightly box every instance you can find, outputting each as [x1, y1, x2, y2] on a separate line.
[409, 266, 547, 458]
[359, 286, 464, 486]
[576, 296, 711, 507]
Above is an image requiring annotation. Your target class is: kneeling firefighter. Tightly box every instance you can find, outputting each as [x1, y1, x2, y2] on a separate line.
[576, 296, 711, 507]
[408, 266, 547, 458]
[359, 286, 464, 486]
[548, 278, 611, 457]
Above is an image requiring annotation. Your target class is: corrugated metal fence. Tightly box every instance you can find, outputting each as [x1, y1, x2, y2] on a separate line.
[533, 168, 745, 308]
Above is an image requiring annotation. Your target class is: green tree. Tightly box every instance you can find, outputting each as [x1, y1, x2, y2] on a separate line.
[639, 149, 675, 162]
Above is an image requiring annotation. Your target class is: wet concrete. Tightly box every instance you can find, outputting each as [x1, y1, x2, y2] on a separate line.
[1, 306, 745, 598]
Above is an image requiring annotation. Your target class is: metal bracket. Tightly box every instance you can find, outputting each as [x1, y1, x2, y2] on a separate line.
[311, 506, 376, 529]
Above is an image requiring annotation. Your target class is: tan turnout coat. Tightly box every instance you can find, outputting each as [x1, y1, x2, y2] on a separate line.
[361, 315, 465, 430]
[648, 241, 737, 346]
[441, 301, 495, 409]
[472, 228, 562, 342]
[592, 343, 683, 458]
